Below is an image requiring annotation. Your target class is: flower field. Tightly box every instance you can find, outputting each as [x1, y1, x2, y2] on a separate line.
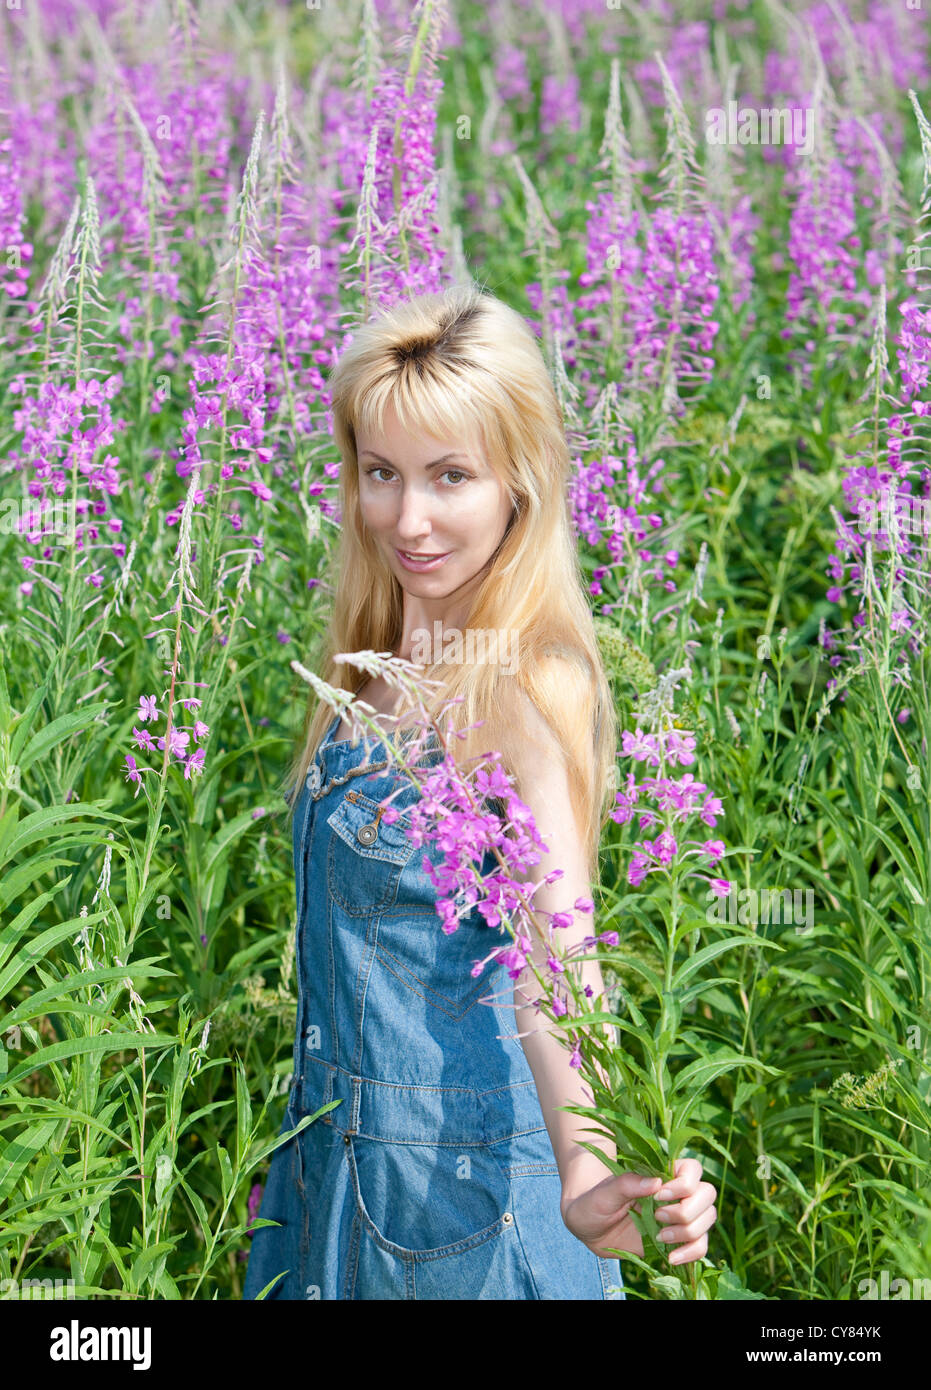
[1, 0, 929, 1306]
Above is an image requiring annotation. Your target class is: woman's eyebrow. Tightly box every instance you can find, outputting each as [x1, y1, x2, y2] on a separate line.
[359, 450, 468, 469]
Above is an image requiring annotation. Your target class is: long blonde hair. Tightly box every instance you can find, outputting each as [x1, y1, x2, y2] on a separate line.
[282, 281, 617, 885]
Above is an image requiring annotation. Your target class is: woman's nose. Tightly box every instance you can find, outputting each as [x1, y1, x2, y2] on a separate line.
[395, 487, 433, 536]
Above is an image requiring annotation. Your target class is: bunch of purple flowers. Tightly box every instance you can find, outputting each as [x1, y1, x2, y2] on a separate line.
[124, 694, 210, 794]
[614, 726, 731, 899]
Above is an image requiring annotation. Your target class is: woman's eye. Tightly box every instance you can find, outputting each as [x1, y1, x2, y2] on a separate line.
[365, 467, 470, 487]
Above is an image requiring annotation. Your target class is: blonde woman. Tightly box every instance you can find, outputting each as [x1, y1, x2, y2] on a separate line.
[243, 283, 718, 1300]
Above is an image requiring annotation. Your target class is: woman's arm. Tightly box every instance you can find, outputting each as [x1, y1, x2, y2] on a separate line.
[502, 692, 617, 1212]
[502, 689, 719, 1267]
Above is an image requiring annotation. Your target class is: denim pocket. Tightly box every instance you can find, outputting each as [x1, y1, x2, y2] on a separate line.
[373, 903, 502, 1017]
[345, 1135, 513, 1258]
[326, 790, 415, 916]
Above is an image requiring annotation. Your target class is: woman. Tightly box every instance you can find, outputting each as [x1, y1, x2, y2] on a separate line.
[243, 283, 718, 1300]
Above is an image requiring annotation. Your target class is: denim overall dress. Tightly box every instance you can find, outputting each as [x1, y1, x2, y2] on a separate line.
[242, 712, 625, 1301]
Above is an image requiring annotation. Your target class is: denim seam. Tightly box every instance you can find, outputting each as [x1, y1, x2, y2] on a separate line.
[487, 1145, 542, 1298]
[326, 855, 341, 1079]
[350, 916, 378, 1077]
[371, 945, 487, 1020]
[497, 1162, 560, 1177]
[597, 1256, 625, 1300]
[345, 1210, 362, 1301]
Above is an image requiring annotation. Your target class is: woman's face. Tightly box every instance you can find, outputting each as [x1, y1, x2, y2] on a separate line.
[355, 400, 514, 612]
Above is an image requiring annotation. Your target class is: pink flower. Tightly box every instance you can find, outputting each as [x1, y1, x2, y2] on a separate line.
[124, 754, 143, 796]
[245, 1183, 264, 1236]
[664, 729, 697, 766]
[628, 851, 651, 887]
[138, 694, 159, 723]
[157, 727, 190, 759]
[653, 830, 678, 864]
[709, 879, 731, 898]
[184, 747, 206, 780]
[621, 727, 662, 765]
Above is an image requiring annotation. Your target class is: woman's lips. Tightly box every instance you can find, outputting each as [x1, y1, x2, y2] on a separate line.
[394, 548, 451, 572]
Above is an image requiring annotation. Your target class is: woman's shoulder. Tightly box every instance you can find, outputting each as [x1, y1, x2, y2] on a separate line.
[497, 680, 566, 769]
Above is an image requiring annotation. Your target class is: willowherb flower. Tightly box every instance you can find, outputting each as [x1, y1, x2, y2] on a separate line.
[823, 95, 931, 685]
[357, 721, 601, 1027]
[782, 153, 874, 379]
[0, 132, 34, 300]
[612, 719, 730, 895]
[124, 691, 210, 794]
[8, 373, 127, 596]
[568, 428, 684, 612]
[343, 3, 448, 312]
[631, 23, 716, 111]
[576, 193, 719, 411]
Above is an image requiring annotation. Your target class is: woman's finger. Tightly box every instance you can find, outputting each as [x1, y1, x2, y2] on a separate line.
[654, 1155, 703, 1201]
[656, 1203, 717, 1250]
[655, 1179, 718, 1226]
[668, 1231, 710, 1267]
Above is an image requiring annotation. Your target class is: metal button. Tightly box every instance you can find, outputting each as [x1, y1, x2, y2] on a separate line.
[356, 823, 378, 846]
[502, 1212, 513, 1225]
[343, 1134, 350, 1144]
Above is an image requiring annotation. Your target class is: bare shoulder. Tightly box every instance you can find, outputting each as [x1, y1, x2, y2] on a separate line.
[497, 685, 586, 892]
[499, 684, 566, 772]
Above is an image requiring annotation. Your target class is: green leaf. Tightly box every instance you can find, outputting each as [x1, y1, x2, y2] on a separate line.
[0, 959, 173, 1033]
[215, 1143, 233, 1200]
[674, 936, 770, 988]
[130, 1241, 177, 1291]
[154, 1153, 173, 1207]
[0, 1118, 60, 1203]
[254, 1270, 288, 1300]
[8, 678, 53, 766]
[1, 1032, 175, 1090]
[0, 909, 110, 1001]
[203, 808, 269, 880]
[18, 704, 111, 774]
[716, 1266, 773, 1300]
[670, 1049, 780, 1099]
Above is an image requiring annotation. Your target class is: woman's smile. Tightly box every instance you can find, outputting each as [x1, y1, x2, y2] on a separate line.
[394, 547, 452, 572]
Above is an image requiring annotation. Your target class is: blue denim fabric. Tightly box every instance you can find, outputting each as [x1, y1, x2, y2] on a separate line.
[242, 713, 625, 1301]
